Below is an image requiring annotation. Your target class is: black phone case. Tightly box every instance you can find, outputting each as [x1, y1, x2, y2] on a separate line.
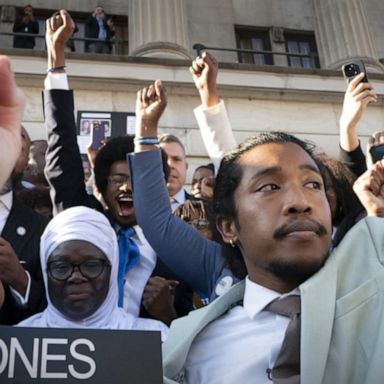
[342, 61, 368, 83]
[91, 122, 105, 150]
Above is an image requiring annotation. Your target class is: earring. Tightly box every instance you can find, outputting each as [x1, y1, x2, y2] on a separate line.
[229, 239, 236, 248]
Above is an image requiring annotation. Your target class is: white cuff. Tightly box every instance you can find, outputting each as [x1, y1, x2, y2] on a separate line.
[194, 100, 237, 173]
[44, 72, 69, 90]
[9, 270, 31, 306]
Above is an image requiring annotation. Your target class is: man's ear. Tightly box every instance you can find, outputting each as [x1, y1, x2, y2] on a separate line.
[216, 216, 238, 245]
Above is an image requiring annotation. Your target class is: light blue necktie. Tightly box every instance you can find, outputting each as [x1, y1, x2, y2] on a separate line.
[117, 227, 140, 307]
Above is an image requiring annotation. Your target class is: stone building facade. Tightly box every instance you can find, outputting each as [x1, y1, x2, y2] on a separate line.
[0, 0, 383, 181]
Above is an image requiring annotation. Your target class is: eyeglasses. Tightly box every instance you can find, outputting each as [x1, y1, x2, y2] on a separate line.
[188, 219, 210, 230]
[47, 260, 111, 281]
[108, 174, 130, 188]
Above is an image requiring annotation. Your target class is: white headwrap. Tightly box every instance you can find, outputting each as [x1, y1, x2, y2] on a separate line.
[18, 206, 168, 338]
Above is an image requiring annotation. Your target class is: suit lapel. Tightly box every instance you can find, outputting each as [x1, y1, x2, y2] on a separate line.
[1, 198, 40, 261]
[2, 198, 28, 238]
[300, 253, 337, 384]
[164, 256, 338, 384]
[163, 280, 245, 379]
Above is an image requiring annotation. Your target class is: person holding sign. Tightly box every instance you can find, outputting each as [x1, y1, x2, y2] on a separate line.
[18, 206, 168, 340]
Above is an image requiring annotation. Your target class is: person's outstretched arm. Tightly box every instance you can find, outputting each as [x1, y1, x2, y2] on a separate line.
[44, 10, 101, 214]
[353, 158, 384, 218]
[191, 52, 237, 172]
[128, 80, 226, 297]
[0, 56, 24, 188]
[339, 72, 377, 177]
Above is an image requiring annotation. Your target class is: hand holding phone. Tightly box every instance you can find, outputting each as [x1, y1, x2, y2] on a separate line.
[342, 60, 369, 83]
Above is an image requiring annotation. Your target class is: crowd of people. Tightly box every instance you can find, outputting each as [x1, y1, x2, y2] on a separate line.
[2, 8, 384, 384]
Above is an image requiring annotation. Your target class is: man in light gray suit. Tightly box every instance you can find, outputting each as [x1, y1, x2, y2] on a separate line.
[132, 80, 384, 384]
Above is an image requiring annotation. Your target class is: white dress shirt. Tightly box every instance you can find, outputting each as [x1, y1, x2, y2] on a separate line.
[184, 277, 300, 384]
[44, 72, 69, 90]
[170, 188, 187, 211]
[0, 191, 12, 234]
[194, 100, 237, 173]
[122, 225, 157, 317]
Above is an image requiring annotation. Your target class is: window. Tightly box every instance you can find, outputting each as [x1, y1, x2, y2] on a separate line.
[235, 26, 320, 68]
[235, 28, 273, 65]
[285, 33, 319, 69]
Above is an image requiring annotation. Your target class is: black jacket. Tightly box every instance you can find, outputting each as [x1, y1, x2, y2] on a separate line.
[0, 198, 48, 324]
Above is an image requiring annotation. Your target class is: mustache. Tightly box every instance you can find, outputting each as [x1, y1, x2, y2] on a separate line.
[274, 219, 328, 240]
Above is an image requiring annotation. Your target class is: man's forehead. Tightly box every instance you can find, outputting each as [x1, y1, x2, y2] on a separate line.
[110, 160, 130, 175]
[161, 141, 186, 157]
[238, 142, 320, 176]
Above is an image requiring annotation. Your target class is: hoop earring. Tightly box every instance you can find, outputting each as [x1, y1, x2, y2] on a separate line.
[229, 239, 236, 248]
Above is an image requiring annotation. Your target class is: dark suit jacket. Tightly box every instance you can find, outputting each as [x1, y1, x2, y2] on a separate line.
[12, 16, 39, 49]
[184, 190, 195, 202]
[85, 15, 115, 50]
[44, 90, 102, 216]
[0, 198, 48, 324]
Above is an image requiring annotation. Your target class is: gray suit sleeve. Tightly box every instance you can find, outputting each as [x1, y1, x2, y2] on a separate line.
[128, 149, 225, 296]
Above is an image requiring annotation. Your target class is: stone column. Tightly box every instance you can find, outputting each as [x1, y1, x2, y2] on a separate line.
[312, 0, 381, 71]
[128, 0, 191, 59]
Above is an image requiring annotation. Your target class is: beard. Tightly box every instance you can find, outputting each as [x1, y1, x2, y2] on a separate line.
[264, 250, 330, 283]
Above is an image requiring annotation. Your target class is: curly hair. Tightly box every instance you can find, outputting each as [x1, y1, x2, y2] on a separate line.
[213, 131, 322, 279]
[94, 135, 169, 197]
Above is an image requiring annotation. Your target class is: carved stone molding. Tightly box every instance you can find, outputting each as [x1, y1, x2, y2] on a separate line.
[128, 0, 190, 59]
[313, 0, 382, 71]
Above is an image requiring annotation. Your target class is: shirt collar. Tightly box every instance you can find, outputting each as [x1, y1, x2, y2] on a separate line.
[132, 225, 145, 245]
[114, 223, 144, 245]
[243, 276, 300, 320]
[171, 188, 186, 205]
[0, 191, 13, 211]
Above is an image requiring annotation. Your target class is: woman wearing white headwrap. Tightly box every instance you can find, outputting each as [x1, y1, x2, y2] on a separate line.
[18, 206, 168, 340]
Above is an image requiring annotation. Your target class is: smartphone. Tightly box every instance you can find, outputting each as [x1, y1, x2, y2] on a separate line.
[90, 121, 105, 150]
[342, 61, 369, 83]
[369, 143, 384, 163]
